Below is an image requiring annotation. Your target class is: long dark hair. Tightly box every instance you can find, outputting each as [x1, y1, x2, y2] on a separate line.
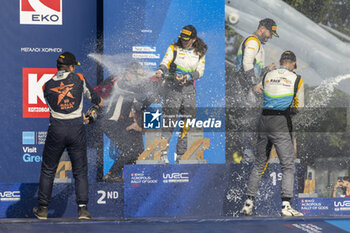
[174, 37, 208, 57]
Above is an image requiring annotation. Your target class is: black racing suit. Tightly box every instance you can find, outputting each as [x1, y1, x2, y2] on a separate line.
[95, 77, 154, 177]
[38, 70, 101, 207]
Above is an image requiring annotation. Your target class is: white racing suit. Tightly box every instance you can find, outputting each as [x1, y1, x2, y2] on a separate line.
[231, 34, 267, 104]
[157, 44, 206, 159]
[227, 34, 269, 163]
[246, 67, 304, 199]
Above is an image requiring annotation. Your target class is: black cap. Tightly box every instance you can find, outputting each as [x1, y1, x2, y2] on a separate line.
[259, 18, 279, 37]
[280, 50, 297, 68]
[178, 25, 197, 41]
[57, 52, 80, 66]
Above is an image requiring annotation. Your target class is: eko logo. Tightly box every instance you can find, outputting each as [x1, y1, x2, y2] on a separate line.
[23, 68, 56, 118]
[20, 0, 62, 25]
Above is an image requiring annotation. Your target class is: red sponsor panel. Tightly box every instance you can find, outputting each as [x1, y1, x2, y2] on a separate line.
[23, 68, 56, 118]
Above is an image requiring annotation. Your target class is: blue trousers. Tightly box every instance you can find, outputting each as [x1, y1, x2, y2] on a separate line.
[38, 121, 88, 206]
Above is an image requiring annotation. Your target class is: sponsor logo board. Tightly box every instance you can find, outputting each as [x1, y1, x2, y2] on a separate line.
[20, 0, 62, 25]
[23, 68, 56, 118]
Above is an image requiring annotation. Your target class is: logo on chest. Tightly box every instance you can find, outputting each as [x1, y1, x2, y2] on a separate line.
[50, 82, 75, 110]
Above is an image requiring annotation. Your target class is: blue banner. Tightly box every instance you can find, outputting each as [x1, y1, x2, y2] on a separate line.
[124, 163, 301, 218]
[299, 198, 350, 216]
[103, 0, 225, 167]
[0, 1, 98, 183]
[0, 183, 123, 218]
[124, 164, 228, 217]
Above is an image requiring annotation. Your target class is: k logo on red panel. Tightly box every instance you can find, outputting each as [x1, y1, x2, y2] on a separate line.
[23, 68, 56, 118]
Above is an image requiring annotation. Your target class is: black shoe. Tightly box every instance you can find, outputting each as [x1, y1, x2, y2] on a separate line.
[102, 172, 124, 182]
[78, 205, 92, 219]
[33, 206, 48, 220]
